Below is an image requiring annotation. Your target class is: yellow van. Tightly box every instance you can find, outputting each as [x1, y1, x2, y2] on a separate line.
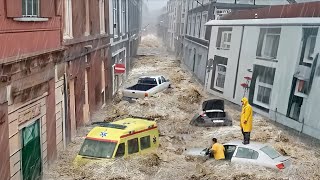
[74, 118, 159, 164]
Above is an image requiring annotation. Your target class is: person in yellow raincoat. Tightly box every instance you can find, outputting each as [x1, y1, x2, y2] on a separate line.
[241, 97, 253, 144]
[211, 138, 225, 160]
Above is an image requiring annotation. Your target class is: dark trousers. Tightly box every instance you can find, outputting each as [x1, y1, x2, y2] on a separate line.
[242, 129, 250, 144]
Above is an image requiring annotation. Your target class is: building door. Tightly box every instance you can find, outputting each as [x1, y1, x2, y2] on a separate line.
[21, 120, 41, 180]
[192, 49, 196, 72]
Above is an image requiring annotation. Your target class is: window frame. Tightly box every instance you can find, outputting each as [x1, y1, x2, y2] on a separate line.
[113, 0, 119, 38]
[121, 0, 126, 35]
[253, 76, 273, 109]
[200, 12, 208, 39]
[22, 0, 40, 17]
[128, 138, 139, 154]
[115, 142, 125, 157]
[303, 35, 317, 64]
[99, 0, 106, 34]
[261, 33, 280, 59]
[214, 64, 227, 91]
[140, 136, 151, 150]
[220, 31, 232, 50]
[63, 0, 73, 39]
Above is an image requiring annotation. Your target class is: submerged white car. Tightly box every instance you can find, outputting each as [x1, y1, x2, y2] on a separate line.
[185, 141, 291, 170]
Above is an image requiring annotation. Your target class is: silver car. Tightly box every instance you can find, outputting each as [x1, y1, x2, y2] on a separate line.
[185, 140, 291, 170]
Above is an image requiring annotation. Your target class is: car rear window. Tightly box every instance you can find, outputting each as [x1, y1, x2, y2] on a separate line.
[260, 146, 281, 159]
[138, 78, 157, 85]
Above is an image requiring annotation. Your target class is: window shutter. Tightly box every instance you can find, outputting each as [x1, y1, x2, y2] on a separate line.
[40, 0, 55, 17]
[6, 0, 22, 17]
[56, 0, 63, 16]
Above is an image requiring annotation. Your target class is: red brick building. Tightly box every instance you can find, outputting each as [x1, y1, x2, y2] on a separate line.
[0, 0, 64, 180]
[62, 0, 111, 140]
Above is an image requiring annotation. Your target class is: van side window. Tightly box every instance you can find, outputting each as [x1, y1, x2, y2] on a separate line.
[140, 136, 151, 150]
[128, 138, 139, 154]
[115, 143, 125, 157]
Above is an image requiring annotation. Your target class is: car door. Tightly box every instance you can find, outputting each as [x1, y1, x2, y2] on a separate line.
[231, 147, 259, 165]
[157, 77, 167, 92]
[224, 145, 237, 160]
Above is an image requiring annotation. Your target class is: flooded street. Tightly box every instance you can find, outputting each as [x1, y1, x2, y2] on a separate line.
[44, 35, 320, 180]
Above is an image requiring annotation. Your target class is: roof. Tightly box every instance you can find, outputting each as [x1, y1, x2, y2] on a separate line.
[205, 17, 320, 26]
[86, 118, 157, 141]
[224, 140, 268, 150]
[222, 1, 320, 20]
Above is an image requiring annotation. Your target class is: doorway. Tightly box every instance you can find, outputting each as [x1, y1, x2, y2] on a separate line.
[21, 120, 42, 180]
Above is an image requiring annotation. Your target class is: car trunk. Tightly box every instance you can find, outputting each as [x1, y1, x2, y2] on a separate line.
[202, 99, 224, 111]
[274, 156, 292, 169]
[127, 84, 157, 91]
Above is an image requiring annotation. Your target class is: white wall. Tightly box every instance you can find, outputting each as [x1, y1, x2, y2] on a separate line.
[207, 24, 320, 140]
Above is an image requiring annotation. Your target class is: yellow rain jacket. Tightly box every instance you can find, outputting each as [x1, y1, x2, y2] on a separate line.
[211, 143, 225, 160]
[240, 97, 253, 132]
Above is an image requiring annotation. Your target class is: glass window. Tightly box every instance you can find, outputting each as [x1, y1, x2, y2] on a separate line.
[128, 138, 139, 154]
[79, 139, 117, 158]
[256, 28, 281, 59]
[22, 0, 39, 17]
[140, 136, 151, 150]
[260, 146, 281, 159]
[115, 143, 125, 157]
[161, 76, 166, 83]
[235, 147, 259, 159]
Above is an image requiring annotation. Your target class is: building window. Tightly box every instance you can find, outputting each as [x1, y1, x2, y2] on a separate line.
[85, 0, 90, 36]
[256, 28, 281, 60]
[63, 0, 73, 39]
[99, 0, 105, 34]
[192, 15, 196, 36]
[214, 64, 226, 91]
[253, 68, 275, 109]
[216, 27, 232, 50]
[301, 28, 318, 64]
[22, 0, 39, 17]
[200, 13, 207, 39]
[121, 0, 126, 35]
[196, 14, 201, 38]
[187, 16, 191, 35]
[113, 0, 119, 38]
[181, 23, 184, 34]
[220, 31, 232, 50]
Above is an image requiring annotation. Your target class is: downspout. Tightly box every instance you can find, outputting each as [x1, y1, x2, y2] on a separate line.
[63, 73, 69, 147]
[233, 26, 245, 99]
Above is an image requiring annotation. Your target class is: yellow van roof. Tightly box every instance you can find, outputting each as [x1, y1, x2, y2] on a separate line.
[86, 118, 157, 142]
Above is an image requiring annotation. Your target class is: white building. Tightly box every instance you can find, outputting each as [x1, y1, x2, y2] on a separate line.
[206, 17, 320, 140]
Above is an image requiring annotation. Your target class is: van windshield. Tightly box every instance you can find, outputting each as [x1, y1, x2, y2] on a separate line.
[79, 138, 117, 159]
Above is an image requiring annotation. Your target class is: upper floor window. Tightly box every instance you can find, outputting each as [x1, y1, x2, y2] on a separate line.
[256, 28, 281, 60]
[301, 28, 318, 65]
[216, 27, 232, 50]
[99, 0, 106, 34]
[200, 13, 207, 39]
[113, 0, 119, 38]
[22, 0, 39, 17]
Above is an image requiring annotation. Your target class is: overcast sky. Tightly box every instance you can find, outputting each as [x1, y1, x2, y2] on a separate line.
[144, 0, 167, 11]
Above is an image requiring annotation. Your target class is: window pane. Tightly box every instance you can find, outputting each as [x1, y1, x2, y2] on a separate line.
[260, 146, 281, 159]
[140, 136, 151, 150]
[33, 0, 39, 16]
[115, 143, 125, 157]
[22, 0, 27, 15]
[257, 86, 271, 105]
[79, 139, 116, 158]
[235, 147, 252, 159]
[27, 0, 33, 16]
[128, 138, 139, 154]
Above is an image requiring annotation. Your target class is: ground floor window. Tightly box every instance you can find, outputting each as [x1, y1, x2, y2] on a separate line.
[253, 76, 273, 109]
[214, 64, 226, 91]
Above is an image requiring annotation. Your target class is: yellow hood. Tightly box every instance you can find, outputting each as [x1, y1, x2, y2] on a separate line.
[241, 97, 249, 106]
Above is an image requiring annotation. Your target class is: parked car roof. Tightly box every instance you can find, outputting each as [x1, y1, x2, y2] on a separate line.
[224, 140, 267, 150]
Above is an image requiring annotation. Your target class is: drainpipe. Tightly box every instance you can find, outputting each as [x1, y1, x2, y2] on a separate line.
[63, 73, 69, 147]
[233, 26, 245, 99]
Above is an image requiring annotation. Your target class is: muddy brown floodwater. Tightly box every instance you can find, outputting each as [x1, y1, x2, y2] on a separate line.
[44, 34, 320, 180]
